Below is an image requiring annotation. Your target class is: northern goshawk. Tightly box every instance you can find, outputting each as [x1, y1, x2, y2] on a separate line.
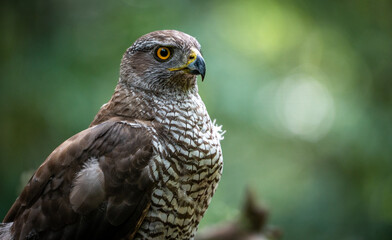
[0, 30, 224, 240]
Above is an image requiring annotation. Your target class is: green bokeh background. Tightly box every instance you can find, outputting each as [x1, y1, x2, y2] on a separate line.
[1, 0, 391, 239]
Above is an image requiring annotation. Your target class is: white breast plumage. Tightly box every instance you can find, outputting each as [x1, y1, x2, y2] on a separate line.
[134, 94, 224, 240]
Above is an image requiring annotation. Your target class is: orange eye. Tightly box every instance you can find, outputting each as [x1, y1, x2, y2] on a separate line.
[156, 47, 171, 60]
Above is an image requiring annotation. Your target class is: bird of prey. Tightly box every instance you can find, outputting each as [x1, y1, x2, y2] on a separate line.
[0, 30, 224, 240]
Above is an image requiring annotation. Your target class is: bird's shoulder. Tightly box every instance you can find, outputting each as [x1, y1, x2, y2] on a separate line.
[4, 119, 157, 239]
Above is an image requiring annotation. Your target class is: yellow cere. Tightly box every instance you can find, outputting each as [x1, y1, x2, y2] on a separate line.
[169, 48, 198, 71]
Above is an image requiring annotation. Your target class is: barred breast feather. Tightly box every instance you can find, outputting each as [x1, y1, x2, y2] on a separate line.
[101, 85, 224, 240]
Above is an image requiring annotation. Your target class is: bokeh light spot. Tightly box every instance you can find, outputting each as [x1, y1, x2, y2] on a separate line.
[275, 75, 335, 141]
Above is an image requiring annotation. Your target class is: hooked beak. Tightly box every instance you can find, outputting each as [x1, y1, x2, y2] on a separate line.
[169, 48, 206, 81]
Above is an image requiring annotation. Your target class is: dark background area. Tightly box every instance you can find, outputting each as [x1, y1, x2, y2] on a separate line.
[1, 0, 391, 239]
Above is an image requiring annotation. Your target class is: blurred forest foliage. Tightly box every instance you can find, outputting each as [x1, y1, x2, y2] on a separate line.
[1, 0, 391, 239]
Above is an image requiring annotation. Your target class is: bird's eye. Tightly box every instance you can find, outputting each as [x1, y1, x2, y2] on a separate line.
[155, 47, 171, 61]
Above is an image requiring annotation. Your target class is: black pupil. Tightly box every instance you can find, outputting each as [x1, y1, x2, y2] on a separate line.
[160, 48, 168, 57]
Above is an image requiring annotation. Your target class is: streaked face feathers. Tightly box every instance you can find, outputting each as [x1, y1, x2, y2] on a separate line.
[120, 30, 205, 93]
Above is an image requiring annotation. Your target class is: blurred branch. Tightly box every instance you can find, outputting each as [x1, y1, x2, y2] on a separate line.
[196, 189, 282, 240]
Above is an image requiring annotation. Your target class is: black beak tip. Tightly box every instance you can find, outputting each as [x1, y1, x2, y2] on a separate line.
[189, 69, 206, 81]
[198, 58, 206, 81]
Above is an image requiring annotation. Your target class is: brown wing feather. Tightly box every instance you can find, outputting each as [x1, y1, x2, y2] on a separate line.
[3, 120, 155, 240]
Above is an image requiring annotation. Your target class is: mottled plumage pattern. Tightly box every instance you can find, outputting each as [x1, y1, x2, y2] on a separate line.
[1, 30, 223, 240]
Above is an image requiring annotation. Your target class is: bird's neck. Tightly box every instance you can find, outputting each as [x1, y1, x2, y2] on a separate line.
[90, 83, 200, 127]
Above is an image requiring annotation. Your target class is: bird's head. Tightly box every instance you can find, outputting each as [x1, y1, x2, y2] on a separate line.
[120, 30, 206, 94]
